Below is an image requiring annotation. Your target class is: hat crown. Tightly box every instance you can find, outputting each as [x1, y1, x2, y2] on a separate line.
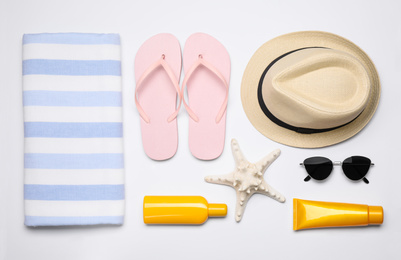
[262, 48, 371, 129]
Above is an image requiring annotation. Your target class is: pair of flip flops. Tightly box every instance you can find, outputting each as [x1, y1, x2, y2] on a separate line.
[135, 33, 230, 161]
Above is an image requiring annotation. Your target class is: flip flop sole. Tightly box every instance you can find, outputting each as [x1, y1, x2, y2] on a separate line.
[135, 33, 181, 160]
[183, 33, 230, 160]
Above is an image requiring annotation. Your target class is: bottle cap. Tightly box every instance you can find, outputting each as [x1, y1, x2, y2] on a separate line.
[368, 206, 383, 225]
[208, 203, 227, 217]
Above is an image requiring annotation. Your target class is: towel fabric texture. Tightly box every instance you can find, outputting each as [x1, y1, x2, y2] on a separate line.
[23, 33, 125, 226]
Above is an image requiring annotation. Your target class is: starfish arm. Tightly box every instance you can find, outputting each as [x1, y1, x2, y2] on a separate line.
[255, 149, 281, 174]
[205, 172, 234, 186]
[257, 180, 286, 203]
[231, 139, 248, 167]
[235, 190, 254, 222]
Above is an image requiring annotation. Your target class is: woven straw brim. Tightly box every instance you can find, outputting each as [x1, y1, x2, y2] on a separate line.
[241, 31, 380, 148]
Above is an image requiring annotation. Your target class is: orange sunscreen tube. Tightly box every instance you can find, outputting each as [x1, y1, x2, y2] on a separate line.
[293, 198, 383, 230]
[143, 196, 227, 224]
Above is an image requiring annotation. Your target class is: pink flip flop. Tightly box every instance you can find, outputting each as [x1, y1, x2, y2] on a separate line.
[135, 34, 182, 160]
[182, 33, 230, 160]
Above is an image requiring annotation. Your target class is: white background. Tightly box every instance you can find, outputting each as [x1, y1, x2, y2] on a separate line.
[1, 0, 400, 259]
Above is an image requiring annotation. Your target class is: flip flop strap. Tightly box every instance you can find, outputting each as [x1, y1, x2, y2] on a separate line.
[135, 55, 182, 123]
[181, 55, 229, 123]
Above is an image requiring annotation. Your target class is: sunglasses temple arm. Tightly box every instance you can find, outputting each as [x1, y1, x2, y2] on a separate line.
[300, 163, 311, 182]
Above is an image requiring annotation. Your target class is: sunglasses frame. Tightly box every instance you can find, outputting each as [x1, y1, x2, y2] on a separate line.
[300, 156, 374, 184]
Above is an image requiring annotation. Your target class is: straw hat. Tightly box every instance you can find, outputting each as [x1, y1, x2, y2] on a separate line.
[241, 31, 380, 148]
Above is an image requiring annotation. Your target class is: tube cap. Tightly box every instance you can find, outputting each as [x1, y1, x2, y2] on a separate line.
[368, 206, 383, 225]
[208, 203, 227, 217]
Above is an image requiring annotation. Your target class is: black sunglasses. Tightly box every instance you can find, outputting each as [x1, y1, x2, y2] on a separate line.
[300, 156, 374, 184]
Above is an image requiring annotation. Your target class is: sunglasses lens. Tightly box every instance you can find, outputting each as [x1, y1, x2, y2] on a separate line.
[303, 157, 333, 180]
[342, 156, 371, 181]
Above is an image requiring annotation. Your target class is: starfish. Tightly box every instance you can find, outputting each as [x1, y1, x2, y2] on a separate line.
[205, 139, 286, 222]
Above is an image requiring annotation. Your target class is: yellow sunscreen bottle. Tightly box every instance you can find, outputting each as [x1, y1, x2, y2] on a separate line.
[293, 198, 383, 230]
[143, 196, 227, 225]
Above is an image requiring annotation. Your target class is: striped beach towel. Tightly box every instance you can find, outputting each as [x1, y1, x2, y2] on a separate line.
[22, 33, 125, 226]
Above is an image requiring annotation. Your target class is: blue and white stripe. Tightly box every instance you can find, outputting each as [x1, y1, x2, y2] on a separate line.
[23, 33, 124, 226]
